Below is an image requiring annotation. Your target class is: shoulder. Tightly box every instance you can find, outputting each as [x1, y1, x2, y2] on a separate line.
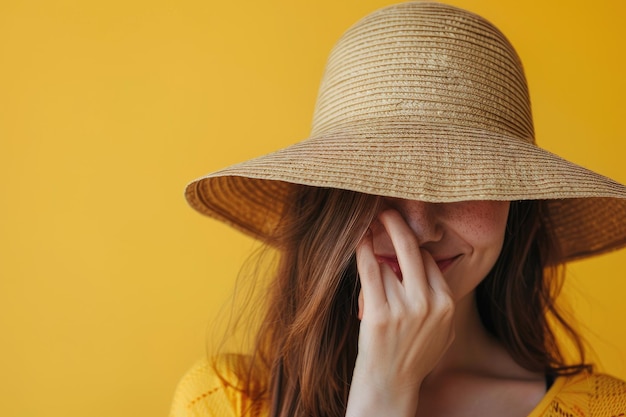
[549, 372, 626, 417]
[169, 355, 268, 417]
[586, 373, 626, 415]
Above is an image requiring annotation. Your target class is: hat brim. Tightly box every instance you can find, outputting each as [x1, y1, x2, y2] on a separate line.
[186, 123, 626, 263]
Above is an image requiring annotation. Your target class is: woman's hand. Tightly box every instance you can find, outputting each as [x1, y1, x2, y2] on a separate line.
[345, 209, 455, 417]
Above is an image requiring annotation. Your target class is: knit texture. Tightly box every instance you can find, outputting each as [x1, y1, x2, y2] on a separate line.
[170, 357, 626, 417]
[169, 357, 267, 417]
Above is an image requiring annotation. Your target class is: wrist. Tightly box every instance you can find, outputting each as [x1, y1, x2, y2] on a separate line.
[345, 376, 421, 417]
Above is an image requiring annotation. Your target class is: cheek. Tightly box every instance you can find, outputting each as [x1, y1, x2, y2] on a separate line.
[457, 201, 509, 250]
[447, 202, 510, 299]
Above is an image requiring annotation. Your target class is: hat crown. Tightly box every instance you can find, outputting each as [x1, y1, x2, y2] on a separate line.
[311, 2, 535, 142]
[187, 2, 626, 263]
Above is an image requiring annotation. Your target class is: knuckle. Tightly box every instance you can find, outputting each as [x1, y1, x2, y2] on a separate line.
[370, 315, 387, 329]
[436, 296, 455, 321]
[369, 310, 394, 330]
[410, 298, 430, 318]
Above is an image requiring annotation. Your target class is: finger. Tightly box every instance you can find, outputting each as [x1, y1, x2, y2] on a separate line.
[379, 261, 406, 311]
[420, 249, 455, 329]
[356, 229, 387, 312]
[377, 209, 429, 296]
[420, 249, 452, 298]
[419, 249, 451, 296]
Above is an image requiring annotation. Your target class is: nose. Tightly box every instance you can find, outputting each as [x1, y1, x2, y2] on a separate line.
[389, 199, 444, 245]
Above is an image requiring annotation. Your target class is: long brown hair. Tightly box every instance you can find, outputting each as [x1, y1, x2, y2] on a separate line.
[475, 200, 590, 375]
[219, 187, 589, 417]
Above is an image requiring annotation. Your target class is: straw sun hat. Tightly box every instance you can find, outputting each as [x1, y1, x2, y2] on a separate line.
[186, 1, 626, 263]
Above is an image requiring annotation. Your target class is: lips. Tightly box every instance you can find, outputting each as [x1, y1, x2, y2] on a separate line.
[434, 255, 461, 273]
[375, 255, 403, 280]
[375, 254, 461, 277]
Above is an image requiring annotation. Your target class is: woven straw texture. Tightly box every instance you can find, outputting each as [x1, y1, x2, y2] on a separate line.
[186, 2, 626, 262]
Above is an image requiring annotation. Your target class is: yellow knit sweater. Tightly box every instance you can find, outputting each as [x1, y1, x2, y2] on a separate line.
[170, 357, 626, 417]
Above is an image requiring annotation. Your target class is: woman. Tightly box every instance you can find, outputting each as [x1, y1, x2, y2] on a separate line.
[171, 2, 626, 416]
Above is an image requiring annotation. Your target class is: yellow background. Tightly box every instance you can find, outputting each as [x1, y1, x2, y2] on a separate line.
[1, 0, 625, 416]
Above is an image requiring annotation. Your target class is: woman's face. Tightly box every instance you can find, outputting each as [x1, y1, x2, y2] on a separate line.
[370, 198, 510, 302]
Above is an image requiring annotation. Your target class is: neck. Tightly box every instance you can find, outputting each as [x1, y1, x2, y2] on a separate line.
[426, 292, 540, 381]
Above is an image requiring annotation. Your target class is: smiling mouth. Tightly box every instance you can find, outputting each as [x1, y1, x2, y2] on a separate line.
[434, 255, 461, 273]
[375, 255, 403, 280]
[375, 254, 461, 279]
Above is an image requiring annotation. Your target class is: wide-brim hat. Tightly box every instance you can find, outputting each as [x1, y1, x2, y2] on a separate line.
[185, 1, 626, 263]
